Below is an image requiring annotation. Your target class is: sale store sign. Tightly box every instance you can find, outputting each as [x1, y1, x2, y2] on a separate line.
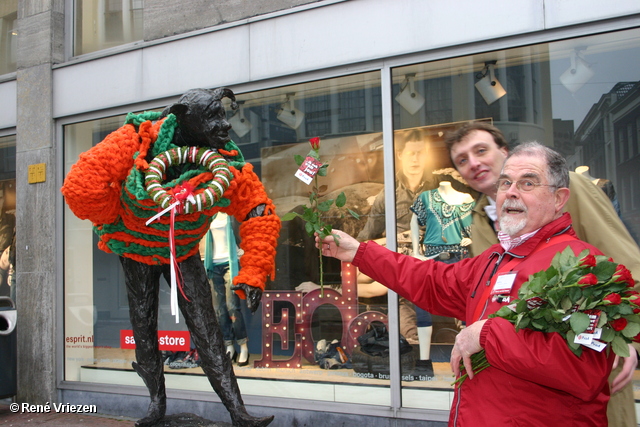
[120, 330, 190, 351]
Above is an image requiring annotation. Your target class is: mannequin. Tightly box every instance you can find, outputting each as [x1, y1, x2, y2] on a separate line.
[409, 181, 474, 378]
[204, 213, 250, 367]
[575, 166, 621, 216]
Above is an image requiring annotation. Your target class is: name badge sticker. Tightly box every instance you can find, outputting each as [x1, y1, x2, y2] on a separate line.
[491, 272, 517, 296]
[581, 339, 607, 352]
[574, 333, 594, 345]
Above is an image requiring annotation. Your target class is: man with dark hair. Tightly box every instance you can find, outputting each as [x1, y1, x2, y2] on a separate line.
[317, 142, 615, 425]
[446, 122, 640, 427]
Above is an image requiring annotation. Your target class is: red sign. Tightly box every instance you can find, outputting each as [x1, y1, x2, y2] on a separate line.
[120, 330, 190, 351]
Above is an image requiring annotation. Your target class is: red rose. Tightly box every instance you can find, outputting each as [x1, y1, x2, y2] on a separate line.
[603, 293, 622, 305]
[309, 137, 320, 150]
[613, 265, 635, 287]
[634, 333, 640, 343]
[625, 290, 640, 301]
[610, 318, 628, 332]
[625, 291, 640, 313]
[578, 273, 598, 287]
[578, 254, 597, 268]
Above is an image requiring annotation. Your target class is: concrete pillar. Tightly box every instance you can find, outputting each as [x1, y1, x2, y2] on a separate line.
[15, 0, 64, 404]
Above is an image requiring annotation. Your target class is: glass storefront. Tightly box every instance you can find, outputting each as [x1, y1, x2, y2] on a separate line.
[390, 28, 640, 410]
[74, 0, 143, 56]
[0, 0, 17, 76]
[0, 135, 15, 300]
[63, 27, 640, 412]
[63, 72, 396, 406]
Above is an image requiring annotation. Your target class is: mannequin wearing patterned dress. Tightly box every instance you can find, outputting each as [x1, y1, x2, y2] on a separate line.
[409, 181, 474, 376]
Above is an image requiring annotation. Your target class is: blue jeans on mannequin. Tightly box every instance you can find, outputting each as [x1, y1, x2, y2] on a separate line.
[209, 263, 248, 360]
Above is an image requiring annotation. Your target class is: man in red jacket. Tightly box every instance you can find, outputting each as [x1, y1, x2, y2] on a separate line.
[446, 122, 638, 426]
[317, 142, 614, 426]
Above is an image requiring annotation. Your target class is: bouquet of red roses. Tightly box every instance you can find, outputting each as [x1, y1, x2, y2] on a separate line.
[455, 246, 640, 386]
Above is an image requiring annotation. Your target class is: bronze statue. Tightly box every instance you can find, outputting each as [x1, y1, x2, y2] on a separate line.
[62, 88, 280, 426]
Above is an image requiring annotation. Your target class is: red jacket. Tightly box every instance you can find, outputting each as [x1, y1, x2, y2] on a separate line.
[353, 213, 614, 426]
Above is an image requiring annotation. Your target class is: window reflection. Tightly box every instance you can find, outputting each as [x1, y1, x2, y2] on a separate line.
[0, 0, 17, 75]
[393, 27, 640, 409]
[63, 73, 404, 407]
[74, 0, 143, 56]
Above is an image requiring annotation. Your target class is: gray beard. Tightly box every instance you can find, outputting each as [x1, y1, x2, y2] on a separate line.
[499, 199, 527, 237]
[498, 215, 526, 237]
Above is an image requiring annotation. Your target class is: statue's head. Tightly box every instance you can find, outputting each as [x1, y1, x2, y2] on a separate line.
[163, 88, 238, 149]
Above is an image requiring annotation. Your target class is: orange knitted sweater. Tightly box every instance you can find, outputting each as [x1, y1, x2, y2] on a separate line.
[61, 112, 280, 294]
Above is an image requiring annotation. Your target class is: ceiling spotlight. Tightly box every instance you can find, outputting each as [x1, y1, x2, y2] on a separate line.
[475, 61, 507, 105]
[395, 74, 425, 115]
[560, 49, 594, 94]
[277, 93, 304, 129]
[229, 102, 252, 137]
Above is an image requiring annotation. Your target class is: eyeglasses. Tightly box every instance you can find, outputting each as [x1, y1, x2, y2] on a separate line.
[496, 178, 557, 193]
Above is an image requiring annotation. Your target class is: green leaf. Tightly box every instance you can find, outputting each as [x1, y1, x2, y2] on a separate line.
[294, 154, 305, 166]
[517, 316, 530, 330]
[568, 287, 582, 304]
[348, 208, 360, 219]
[617, 304, 634, 315]
[304, 221, 314, 236]
[317, 200, 333, 212]
[597, 311, 608, 327]
[336, 192, 347, 208]
[527, 275, 545, 295]
[621, 321, 640, 338]
[492, 306, 515, 318]
[280, 212, 300, 221]
[599, 325, 615, 342]
[302, 209, 318, 222]
[554, 246, 576, 270]
[567, 330, 580, 353]
[611, 336, 629, 357]
[592, 261, 617, 282]
[569, 312, 590, 334]
[317, 164, 329, 176]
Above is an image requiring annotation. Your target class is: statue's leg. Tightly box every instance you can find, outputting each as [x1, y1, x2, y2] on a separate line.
[119, 256, 166, 427]
[172, 254, 274, 427]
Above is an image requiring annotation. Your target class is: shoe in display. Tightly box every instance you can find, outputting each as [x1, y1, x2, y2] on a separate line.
[411, 359, 434, 380]
[169, 349, 200, 369]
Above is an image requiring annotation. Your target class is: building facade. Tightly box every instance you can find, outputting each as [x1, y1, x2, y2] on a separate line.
[2, 0, 640, 425]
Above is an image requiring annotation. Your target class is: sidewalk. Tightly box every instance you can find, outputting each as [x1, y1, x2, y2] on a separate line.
[0, 400, 234, 426]
[0, 400, 135, 426]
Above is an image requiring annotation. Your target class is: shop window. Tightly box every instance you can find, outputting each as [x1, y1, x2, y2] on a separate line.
[62, 27, 640, 412]
[0, 135, 14, 300]
[74, 0, 143, 56]
[63, 72, 405, 407]
[392, 27, 640, 410]
[0, 1, 17, 75]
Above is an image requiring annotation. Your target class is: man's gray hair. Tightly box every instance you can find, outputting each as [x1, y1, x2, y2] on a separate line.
[508, 142, 570, 189]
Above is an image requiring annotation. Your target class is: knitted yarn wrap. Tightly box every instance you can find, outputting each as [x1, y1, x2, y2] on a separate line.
[62, 111, 280, 292]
